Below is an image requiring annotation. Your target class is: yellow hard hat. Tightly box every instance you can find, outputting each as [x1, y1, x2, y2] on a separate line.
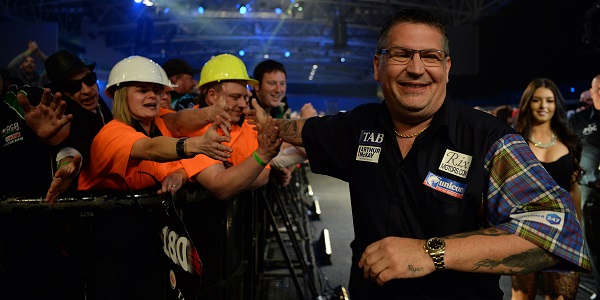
[198, 54, 259, 88]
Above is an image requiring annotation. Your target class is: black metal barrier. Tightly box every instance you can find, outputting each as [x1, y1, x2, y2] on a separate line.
[0, 164, 325, 300]
[0, 194, 170, 300]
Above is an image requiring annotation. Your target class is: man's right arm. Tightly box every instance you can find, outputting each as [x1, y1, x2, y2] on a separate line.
[249, 98, 306, 146]
[273, 118, 306, 147]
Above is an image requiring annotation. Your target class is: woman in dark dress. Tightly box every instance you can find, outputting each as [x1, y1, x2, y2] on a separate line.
[512, 78, 582, 300]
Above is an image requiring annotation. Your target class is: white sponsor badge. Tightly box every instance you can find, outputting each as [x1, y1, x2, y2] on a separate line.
[356, 130, 384, 163]
[438, 149, 472, 178]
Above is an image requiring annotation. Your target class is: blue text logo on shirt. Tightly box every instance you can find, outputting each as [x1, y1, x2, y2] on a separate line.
[423, 172, 467, 199]
[356, 130, 383, 163]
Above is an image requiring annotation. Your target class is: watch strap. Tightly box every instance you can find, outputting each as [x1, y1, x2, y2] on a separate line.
[430, 251, 445, 270]
[176, 137, 190, 158]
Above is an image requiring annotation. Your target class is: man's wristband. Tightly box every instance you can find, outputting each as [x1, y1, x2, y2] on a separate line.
[57, 160, 70, 169]
[253, 151, 267, 167]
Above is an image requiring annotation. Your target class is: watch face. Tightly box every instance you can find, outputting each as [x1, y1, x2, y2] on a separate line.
[427, 238, 445, 250]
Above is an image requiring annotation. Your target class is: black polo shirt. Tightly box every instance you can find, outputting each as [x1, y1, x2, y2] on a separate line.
[302, 98, 516, 299]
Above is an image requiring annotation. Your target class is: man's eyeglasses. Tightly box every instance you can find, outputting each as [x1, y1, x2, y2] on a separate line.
[379, 47, 447, 67]
[61, 72, 97, 94]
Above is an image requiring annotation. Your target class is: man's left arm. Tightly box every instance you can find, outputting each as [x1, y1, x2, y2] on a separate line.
[359, 228, 555, 286]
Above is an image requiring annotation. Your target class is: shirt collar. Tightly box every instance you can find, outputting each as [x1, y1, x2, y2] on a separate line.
[378, 97, 451, 146]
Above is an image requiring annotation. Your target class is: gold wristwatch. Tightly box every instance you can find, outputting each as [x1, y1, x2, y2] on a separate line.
[423, 237, 446, 271]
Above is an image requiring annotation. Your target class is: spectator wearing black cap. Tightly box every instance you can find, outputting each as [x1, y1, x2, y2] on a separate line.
[44, 50, 114, 194]
[162, 58, 201, 111]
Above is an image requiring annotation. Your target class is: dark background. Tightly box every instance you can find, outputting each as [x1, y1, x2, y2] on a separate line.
[1, 0, 598, 110]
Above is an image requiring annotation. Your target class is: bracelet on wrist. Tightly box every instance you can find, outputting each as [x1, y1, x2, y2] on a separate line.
[253, 151, 267, 167]
[57, 160, 70, 169]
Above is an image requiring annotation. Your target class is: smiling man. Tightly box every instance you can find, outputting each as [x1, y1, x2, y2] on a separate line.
[252, 59, 287, 118]
[45, 50, 114, 193]
[249, 8, 590, 299]
[181, 54, 281, 200]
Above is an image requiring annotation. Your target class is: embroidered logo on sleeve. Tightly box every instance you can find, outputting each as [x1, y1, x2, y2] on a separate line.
[438, 149, 472, 178]
[509, 211, 564, 231]
[356, 130, 383, 163]
[423, 172, 467, 199]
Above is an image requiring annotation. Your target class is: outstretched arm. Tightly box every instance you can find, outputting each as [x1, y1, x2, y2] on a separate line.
[162, 90, 233, 137]
[131, 116, 233, 162]
[45, 154, 82, 205]
[17, 88, 72, 146]
[247, 98, 306, 146]
[194, 118, 282, 200]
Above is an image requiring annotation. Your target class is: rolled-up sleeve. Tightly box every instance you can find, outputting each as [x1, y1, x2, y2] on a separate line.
[484, 133, 590, 271]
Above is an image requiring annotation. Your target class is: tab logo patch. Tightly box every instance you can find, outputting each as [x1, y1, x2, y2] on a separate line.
[509, 211, 565, 231]
[423, 172, 467, 199]
[356, 130, 383, 163]
[438, 149, 472, 178]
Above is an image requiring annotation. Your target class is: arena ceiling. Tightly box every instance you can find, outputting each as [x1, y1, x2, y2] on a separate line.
[1, 0, 518, 84]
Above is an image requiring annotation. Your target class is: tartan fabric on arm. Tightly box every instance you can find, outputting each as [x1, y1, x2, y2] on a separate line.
[483, 133, 591, 271]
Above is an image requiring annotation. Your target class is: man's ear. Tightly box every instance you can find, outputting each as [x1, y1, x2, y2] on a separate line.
[205, 88, 217, 106]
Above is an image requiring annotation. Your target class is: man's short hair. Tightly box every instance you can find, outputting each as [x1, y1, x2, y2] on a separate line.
[253, 59, 287, 84]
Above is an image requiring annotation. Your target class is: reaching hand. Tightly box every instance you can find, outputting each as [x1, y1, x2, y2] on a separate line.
[273, 167, 292, 187]
[17, 88, 73, 146]
[209, 91, 233, 136]
[26, 40, 38, 55]
[45, 154, 82, 206]
[188, 115, 233, 161]
[256, 116, 283, 161]
[246, 98, 269, 127]
[300, 103, 318, 118]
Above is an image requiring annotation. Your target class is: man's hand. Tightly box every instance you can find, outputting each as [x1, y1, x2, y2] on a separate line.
[188, 115, 233, 161]
[256, 116, 282, 162]
[17, 88, 72, 146]
[246, 98, 269, 127]
[209, 89, 233, 136]
[273, 167, 292, 187]
[45, 154, 82, 206]
[300, 103, 318, 118]
[359, 237, 434, 286]
[26, 40, 39, 55]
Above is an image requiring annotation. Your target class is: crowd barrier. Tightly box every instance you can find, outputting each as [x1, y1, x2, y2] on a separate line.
[0, 164, 322, 300]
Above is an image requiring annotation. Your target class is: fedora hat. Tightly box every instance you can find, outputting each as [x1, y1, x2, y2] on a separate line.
[162, 58, 200, 78]
[45, 50, 96, 85]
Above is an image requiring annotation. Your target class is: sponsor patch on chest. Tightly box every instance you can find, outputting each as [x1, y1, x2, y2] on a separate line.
[438, 149, 472, 178]
[356, 130, 383, 163]
[423, 172, 467, 199]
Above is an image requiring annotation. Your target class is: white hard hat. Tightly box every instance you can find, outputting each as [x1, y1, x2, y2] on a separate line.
[105, 55, 178, 98]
